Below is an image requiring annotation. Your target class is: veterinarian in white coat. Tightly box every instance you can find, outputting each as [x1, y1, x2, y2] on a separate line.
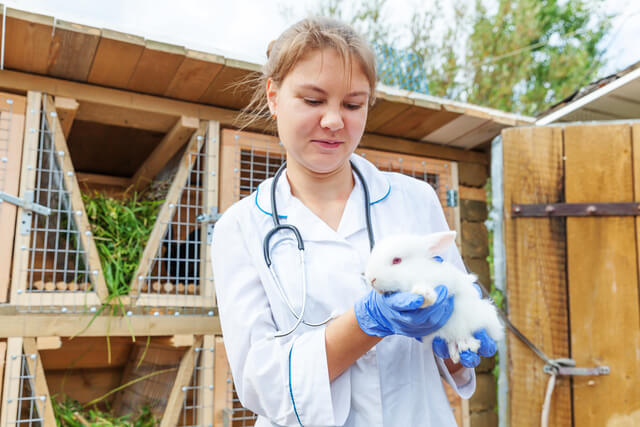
[212, 17, 489, 427]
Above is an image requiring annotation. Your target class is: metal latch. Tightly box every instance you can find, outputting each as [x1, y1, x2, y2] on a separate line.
[197, 207, 222, 245]
[0, 191, 51, 216]
[446, 189, 458, 207]
[543, 358, 610, 376]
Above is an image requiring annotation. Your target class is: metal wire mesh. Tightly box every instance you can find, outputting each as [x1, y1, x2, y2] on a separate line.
[4, 351, 45, 426]
[226, 371, 258, 427]
[18, 104, 97, 313]
[178, 344, 214, 427]
[237, 135, 285, 200]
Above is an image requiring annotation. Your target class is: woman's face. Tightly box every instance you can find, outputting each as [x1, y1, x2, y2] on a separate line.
[267, 48, 371, 176]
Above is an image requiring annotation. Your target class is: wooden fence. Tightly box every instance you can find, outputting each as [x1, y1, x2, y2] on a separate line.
[502, 122, 640, 426]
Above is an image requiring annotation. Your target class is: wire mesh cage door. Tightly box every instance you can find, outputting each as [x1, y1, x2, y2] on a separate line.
[1, 337, 56, 426]
[0, 93, 26, 303]
[9, 93, 108, 312]
[353, 148, 461, 236]
[131, 121, 219, 315]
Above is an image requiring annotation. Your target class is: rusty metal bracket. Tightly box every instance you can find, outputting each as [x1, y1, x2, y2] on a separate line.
[543, 358, 610, 377]
[512, 202, 640, 217]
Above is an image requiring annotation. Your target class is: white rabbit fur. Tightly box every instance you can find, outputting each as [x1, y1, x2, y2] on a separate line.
[364, 231, 504, 363]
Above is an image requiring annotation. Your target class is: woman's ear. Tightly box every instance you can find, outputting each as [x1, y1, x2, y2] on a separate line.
[266, 78, 278, 117]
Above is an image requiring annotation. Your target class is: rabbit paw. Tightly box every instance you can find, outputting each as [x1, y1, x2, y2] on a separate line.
[458, 336, 481, 354]
[411, 285, 437, 308]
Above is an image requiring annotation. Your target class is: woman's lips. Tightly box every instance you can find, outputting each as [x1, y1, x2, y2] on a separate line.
[311, 139, 344, 149]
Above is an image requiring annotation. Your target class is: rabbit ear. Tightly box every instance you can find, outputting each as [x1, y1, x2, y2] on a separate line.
[424, 231, 457, 255]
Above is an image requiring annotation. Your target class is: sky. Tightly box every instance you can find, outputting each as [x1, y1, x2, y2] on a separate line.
[3, 0, 639, 78]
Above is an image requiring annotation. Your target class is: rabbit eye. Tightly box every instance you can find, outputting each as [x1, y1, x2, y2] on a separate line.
[392, 257, 402, 265]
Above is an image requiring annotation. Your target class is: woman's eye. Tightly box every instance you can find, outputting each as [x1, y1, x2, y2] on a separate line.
[345, 103, 363, 110]
[304, 98, 322, 106]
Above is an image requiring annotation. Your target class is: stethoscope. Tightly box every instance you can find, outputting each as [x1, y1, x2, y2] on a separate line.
[263, 160, 375, 338]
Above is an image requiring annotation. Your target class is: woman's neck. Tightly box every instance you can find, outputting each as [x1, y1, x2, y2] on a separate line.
[285, 159, 354, 230]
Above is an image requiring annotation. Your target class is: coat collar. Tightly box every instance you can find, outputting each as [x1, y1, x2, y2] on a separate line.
[254, 154, 390, 242]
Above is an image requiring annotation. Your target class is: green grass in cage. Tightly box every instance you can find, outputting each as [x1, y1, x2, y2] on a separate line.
[52, 397, 158, 426]
[82, 192, 163, 297]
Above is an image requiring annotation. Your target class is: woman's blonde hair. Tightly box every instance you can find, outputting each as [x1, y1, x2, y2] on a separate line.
[237, 17, 377, 129]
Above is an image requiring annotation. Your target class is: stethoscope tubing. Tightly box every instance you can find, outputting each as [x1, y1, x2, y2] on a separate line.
[265, 160, 374, 338]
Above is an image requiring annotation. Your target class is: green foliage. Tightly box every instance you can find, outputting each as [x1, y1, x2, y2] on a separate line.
[310, 0, 613, 115]
[52, 397, 158, 427]
[82, 192, 163, 297]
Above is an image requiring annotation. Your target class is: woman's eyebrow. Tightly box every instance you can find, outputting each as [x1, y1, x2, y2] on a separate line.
[298, 84, 369, 97]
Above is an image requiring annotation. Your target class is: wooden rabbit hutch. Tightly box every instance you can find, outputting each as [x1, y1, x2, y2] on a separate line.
[0, 6, 532, 426]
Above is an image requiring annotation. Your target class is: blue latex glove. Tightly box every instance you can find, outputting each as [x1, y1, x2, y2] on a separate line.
[432, 329, 497, 368]
[354, 285, 454, 338]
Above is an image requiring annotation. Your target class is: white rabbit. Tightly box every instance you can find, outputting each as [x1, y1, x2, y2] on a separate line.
[364, 231, 504, 363]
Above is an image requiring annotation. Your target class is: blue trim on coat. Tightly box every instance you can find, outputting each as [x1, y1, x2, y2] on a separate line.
[288, 343, 304, 426]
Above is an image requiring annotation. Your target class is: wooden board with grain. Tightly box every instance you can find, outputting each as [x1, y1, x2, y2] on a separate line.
[198, 64, 258, 110]
[213, 337, 231, 427]
[0, 341, 6, 411]
[502, 126, 571, 427]
[87, 29, 145, 88]
[22, 338, 55, 425]
[198, 335, 215, 426]
[4, 8, 53, 74]
[127, 40, 186, 96]
[47, 20, 101, 81]
[202, 121, 220, 302]
[1, 337, 23, 427]
[564, 123, 640, 426]
[164, 50, 225, 101]
[0, 93, 26, 303]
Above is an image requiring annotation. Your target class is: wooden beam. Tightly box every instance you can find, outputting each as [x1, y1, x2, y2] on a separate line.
[87, 29, 145, 88]
[47, 20, 100, 81]
[75, 100, 176, 132]
[22, 338, 56, 426]
[199, 335, 215, 427]
[127, 40, 186, 96]
[360, 133, 488, 165]
[0, 314, 221, 337]
[0, 341, 6, 411]
[1, 337, 23, 427]
[54, 96, 79, 139]
[0, 70, 240, 126]
[36, 336, 62, 350]
[131, 116, 199, 191]
[76, 172, 131, 188]
[152, 334, 195, 348]
[202, 121, 220, 303]
[213, 337, 231, 427]
[459, 185, 486, 202]
[160, 336, 204, 427]
[4, 8, 53, 74]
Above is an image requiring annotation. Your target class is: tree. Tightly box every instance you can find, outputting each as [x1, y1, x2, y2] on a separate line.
[307, 0, 613, 116]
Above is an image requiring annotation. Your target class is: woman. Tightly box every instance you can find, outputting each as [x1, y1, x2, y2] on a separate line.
[212, 17, 495, 427]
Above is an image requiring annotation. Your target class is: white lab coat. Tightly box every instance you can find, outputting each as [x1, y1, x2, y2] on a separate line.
[212, 153, 476, 427]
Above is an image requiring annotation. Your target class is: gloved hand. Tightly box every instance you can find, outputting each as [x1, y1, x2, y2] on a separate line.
[432, 329, 497, 368]
[354, 285, 454, 338]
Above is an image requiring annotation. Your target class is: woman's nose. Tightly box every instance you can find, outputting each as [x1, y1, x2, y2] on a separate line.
[320, 108, 344, 131]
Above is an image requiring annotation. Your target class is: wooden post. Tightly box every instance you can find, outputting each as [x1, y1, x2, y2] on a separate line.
[22, 338, 56, 426]
[53, 96, 78, 139]
[160, 335, 204, 427]
[198, 335, 215, 426]
[0, 341, 6, 409]
[213, 337, 231, 427]
[502, 126, 571, 427]
[9, 92, 42, 304]
[131, 115, 199, 192]
[450, 161, 462, 247]
[1, 337, 23, 427]
[564, 123, 640, 426]
[0, 93, 26, 303]
[202, 121, 220, 304]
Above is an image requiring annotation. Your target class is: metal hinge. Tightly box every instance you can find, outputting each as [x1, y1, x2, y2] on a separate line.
[446, 189, 458, 207]
[197, 207, 222, 245]
[543, 358, 610, 377]
[0, 190, 51, 216]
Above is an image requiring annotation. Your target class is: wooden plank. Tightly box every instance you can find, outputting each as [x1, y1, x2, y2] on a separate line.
[42, 95, 109, 301]
[153, 335, 195, 348]
[127, 40, 186, 95]
[502, 126, 571, 427]
[634, 124, 640, 345]
[374, 105, 433, 135]
[365, 99, 412, 132]
[12, 292, 102, 308]
[54, 96, 79, 139]
[198, 335, 215, 426]
[22, 338, 55, 426]
[450, 161, 461, 247]
[87, 29, 145, 88]
[9, 92, 41, 303]
[359, 133, 488, 165]
[165, 50, 225, 101]
[0, 314, 221, 337]
[47, 20, 100, 80]
[459, 185, 486, 202]
[75, 100, 176, 132]
[40, 337, 133, 370]
[0, 70, 249, 128]
[0, 94, 25, 303]
[448, 119, 505, 149]
[131, 116, 199, 191]
[131, 123, 207, 299]
[1, 337, 22, 427]
[46, 367, 122, 405]
[405, 109, 460, 140]
[202, 121, 220, 302]
[160, 336, 204, 427]
[564, 123, 640, 427]
[0, 341, 6, 411]
[36, 337, 62, 350]
[213, 337, 231, 427]
[198, 63, 258, 110]
[4, 9, 53, 74]
[219, 130, 251, 212]
[76, 172, 131, 188]
[423, 115, 488, 145]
